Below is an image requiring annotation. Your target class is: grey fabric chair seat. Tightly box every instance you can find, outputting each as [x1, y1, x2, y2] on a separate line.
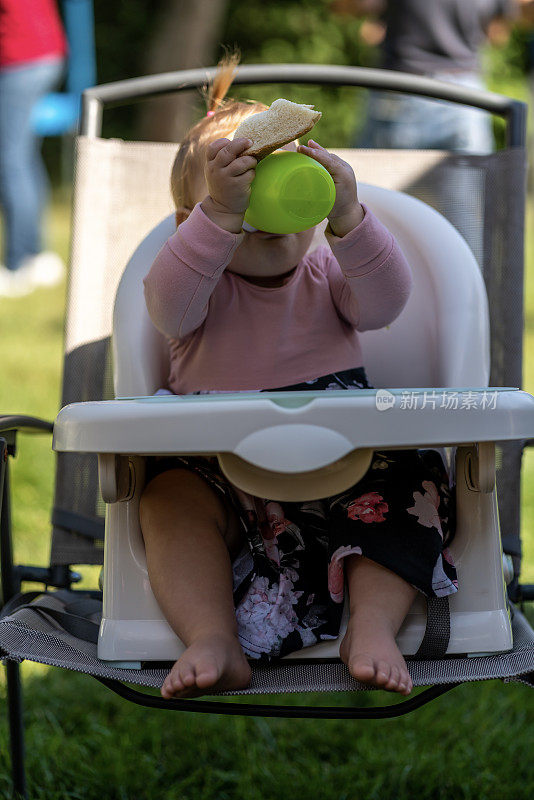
[1, 590, 533, 695]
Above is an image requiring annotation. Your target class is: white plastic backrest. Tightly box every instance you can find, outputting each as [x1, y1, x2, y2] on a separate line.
[113, 216, 176, 397]
[357, 185, 489, 388]
[112, 183, 490, 397]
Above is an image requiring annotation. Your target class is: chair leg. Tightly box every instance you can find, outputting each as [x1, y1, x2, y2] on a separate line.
[5, 660, 27, 799]
[0, 441, 27, 798]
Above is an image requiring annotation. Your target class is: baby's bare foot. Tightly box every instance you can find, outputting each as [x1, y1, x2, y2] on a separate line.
[161, 633, 251, 699]
[340, 619, 413, 696]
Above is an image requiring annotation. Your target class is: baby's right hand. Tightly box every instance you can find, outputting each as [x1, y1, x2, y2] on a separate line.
[201, 138, 257, 233]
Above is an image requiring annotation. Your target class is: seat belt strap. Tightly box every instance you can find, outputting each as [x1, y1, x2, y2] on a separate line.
[414, 596, 451, 659]
[0, 591, 101, 645]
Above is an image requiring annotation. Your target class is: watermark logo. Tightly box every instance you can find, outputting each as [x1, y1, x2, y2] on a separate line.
[375, 389, 396, 411]
[374, 389, 499, 411]
[400, 389, 498, 411]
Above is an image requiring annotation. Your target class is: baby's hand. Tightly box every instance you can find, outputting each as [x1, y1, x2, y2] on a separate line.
[202, 138, 257, 233]
[297, 140, 364, 237]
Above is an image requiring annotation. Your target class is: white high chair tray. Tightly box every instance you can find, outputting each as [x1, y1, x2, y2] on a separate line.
[54, 388, 534, 463]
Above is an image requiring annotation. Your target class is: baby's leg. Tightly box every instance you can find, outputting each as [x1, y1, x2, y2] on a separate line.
[139, 467, 251, 698]
[339, 556, 416, 696]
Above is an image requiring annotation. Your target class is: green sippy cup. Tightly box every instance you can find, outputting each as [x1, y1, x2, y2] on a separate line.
[244, 150, 336, 234]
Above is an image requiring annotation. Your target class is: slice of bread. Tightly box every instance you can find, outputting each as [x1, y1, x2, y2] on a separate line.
[233, 99, 322, 160]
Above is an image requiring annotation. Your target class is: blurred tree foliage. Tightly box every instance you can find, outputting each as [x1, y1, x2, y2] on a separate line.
[92, 0, 376, 145]
[221, 0, 376, 146]
[44, 0, 533, 180]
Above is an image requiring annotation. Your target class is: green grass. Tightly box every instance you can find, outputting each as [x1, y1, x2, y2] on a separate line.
[0, 178, 533, 798]
[0, 675, 531, 800]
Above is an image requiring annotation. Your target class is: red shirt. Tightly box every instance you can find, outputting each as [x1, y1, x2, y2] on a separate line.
[0, 0, 67, 68]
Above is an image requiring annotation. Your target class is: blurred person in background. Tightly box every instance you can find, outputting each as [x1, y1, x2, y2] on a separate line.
[0, 0, 67, 297]
[332, 0, 531, 152]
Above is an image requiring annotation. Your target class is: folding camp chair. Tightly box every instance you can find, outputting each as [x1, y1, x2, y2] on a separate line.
[1, 65, 534, 800]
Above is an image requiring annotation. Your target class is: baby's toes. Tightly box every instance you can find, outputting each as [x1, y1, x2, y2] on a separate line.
[374, 660, 392, 688]
[195, 659, 220, 689]
[178, 661, 197, 688]
[398, 669, 413, 696]
[161, 660, 196, 698]
[385, 664, 401, 691]
[161, 673, 184, 699]
[161, 682, 174, 699]
[349, 654, 376, 683]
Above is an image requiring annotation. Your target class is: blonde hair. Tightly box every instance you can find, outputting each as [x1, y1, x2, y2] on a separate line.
[171, 53, 267, 217]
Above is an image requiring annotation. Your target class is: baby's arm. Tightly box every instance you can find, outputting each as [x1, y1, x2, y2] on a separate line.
[297, 140, 412, 330]
[144, 138, 256, 339]
[325, 206, 413, 331]
[143, 205, 243, 339]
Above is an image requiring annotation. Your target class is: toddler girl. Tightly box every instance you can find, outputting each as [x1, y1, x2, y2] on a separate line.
[141, 61, 458, 700]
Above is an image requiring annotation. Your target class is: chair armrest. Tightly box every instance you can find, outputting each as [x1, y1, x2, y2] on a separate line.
[0, 415, 53, 436]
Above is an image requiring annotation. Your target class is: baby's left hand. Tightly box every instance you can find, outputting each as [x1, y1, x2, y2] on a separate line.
[297, 140, 364, 237]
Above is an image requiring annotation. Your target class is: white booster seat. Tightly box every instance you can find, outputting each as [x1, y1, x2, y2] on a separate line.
[53, 179, 534, 667]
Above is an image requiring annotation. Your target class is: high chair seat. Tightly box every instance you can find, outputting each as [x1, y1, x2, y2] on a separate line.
[51, 182, 534, 665]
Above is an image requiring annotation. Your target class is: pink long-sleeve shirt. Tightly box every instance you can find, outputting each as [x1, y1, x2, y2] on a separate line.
[144, 203, 412, 394]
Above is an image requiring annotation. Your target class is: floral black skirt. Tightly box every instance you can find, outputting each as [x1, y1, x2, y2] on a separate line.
[147, 368, 458, 661]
